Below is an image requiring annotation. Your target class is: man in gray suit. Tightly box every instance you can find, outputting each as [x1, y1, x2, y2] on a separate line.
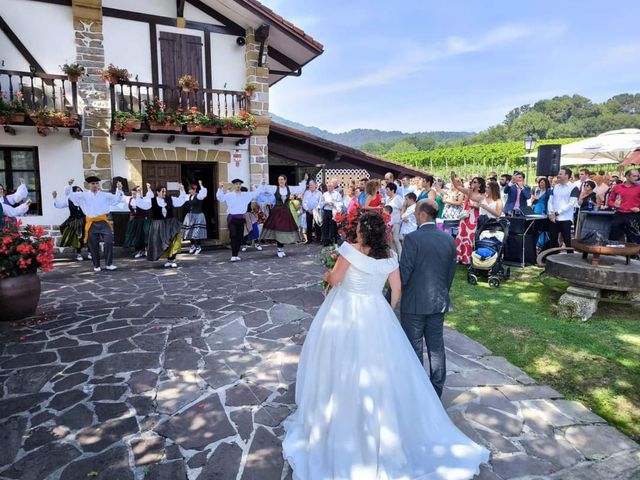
[399, 199, 457, 397]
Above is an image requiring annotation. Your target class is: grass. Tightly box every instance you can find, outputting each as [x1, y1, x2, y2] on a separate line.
[446, 265, 640, 442]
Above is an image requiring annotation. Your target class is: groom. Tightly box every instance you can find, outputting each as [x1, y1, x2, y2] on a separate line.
[399, 199, 457, 397]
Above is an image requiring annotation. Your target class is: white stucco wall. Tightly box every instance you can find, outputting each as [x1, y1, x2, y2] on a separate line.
[0, 129, 84, 226]
[103, 18, 152, 83]
[184, 3, 224, 26]
[103, 0, 176, 18]
[210, 32, 246, 91]
[0, 29, 30, 72]
[0, 0, 75, 74]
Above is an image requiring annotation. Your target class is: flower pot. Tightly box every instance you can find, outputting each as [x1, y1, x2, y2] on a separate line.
[67, 74, 80, 83]
[127, 119, 142, 130]
[0, 274, 41, 322]
[221, 128, 251, 136]
[186, 124, 219, 133]
[182, 87, 192, 93]
[1, 114, 26, 124]
[148, 121, 182, 133]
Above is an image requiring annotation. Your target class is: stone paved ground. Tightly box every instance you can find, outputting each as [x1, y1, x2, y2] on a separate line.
[1, 244, 639, 480]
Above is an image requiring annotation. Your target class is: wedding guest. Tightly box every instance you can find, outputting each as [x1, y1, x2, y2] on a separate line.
[578, 180, 597, 211]
[385, 182, 404, 256]
[503, 171, 531, 215]
[302, 179, 323, 244]
[256, 187, 275, 218]
[397, 174, 414, 198]
[357, 177, 368, 206]
[547, 167, 579, 251]
[532, 177, 551, 215]
[451, 174, 485, 264]
[416, 175, 437, 203]
[52, 178, 87, 261]
[363, 179, 383, 212]
[441, 184, 464, 220]
[342, 185, 355, 213]
[608, 168, 640, 244]
[400, 192, 417, 241]
[478, 181, 504, 228]
[320, 178, 342, 246]
[242, 201, 262, 251]
[122, 186, 150, 259]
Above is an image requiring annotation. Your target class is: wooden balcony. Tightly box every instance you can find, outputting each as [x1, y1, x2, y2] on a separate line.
[0, 69, 80, 135]
[109, 81, 252, 139]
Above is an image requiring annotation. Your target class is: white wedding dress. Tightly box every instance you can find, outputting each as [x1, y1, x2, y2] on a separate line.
[283, 242, 489, 480]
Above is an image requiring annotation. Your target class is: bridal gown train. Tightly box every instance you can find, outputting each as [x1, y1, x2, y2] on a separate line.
[282, 242, 489, 480]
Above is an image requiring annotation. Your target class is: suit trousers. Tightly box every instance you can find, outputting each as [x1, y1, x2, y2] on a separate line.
[548, 220, 573, 249]
[88, 221, 113, 268]
[400, 312, 446, 397]
[228, 217, 246, 256]
[321, 209, 336, 245]
[305, 211, 321, 242]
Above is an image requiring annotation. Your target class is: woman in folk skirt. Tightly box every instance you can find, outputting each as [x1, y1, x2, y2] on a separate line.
[259, 173, 308, 258]
[123, 186, 151, 258]
[182, 180, 208, 255]
[136, 183, 189, 268]
[52, 180, 90, 261]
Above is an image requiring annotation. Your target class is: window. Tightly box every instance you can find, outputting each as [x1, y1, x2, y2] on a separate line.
[0, 147, 41, 215]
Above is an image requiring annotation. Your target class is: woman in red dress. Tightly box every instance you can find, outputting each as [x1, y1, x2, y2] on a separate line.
[451, 174, 486, 264]
[363, 179, 383, 212]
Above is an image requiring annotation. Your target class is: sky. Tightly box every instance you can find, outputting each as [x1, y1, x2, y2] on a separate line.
[261, 0, 640, 134]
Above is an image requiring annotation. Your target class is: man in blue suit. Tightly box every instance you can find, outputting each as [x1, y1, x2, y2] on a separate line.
[503, 171, 531, 215]
[399, 199, 457, 397]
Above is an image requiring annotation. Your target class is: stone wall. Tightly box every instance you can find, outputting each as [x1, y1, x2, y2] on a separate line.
[72, 0, 113, 190]
[245, 28, 270, 188]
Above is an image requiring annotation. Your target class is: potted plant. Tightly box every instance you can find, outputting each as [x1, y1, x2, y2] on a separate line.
[0, 219, 55, 321]
[0, 92, 28, 124]
[29, 108, 78, 135]
[180, 106, 224, 133]
[221, 109, 256, 136]
[99, 64, 131, 84]
[113, 110, 142, 138]
[143, 97, 182, 132]
[178, 74, 199, 93]
[60, 62, 85, 82]
[244, 82, 258, 97]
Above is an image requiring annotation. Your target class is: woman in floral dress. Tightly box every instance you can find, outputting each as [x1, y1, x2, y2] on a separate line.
[451, 174, 486, 264]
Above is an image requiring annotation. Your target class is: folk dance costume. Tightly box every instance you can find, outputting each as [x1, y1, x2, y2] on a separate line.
[67, 176, 123, 272]
[182, 185, 208, 254]
[216, 180, 262, 261]
[1, 180, 28, 208]
[0, 200, 30, 227]
[53, 185, 87, 261]
[260, 179, 307, 257]
[123, 195, 151, 258]
[136, 189, 189, 268]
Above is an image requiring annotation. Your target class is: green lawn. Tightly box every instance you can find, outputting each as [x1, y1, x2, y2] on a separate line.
[446, 266, 640, 442]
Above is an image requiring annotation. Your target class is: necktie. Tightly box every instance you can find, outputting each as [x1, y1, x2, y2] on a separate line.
[514, 188, 521, 209]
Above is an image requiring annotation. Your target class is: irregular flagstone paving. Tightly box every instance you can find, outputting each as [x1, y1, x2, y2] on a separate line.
[0, 244, 639, 480]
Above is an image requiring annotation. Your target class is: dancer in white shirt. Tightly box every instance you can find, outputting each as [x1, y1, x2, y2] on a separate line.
[216, 179, 264, 262]
[122, 186, 151, 259]
[182, 180, 208, 255]
[52, 179, 88, 261]
[65, 176, 123, 272]
[0, 178, 28, 208]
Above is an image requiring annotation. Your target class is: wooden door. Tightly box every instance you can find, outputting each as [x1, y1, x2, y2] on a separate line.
[142, 162, 182, 195]
[159, 32, 204, 109]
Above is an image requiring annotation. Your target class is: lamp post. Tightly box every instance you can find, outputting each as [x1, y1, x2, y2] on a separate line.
[524, 133, 537, 181]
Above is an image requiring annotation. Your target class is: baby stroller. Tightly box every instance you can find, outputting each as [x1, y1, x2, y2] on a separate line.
[467, 218, 511, 287]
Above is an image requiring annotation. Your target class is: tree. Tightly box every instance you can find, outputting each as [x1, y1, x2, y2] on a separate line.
[386, 140, 418, 154]
[509, 111, 555, 140]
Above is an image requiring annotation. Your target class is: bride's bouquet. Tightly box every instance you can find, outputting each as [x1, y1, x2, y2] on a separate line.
[317, 244, 339, 295]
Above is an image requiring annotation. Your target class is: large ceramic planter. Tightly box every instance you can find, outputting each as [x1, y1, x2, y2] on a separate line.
[0, 274, 41, 322]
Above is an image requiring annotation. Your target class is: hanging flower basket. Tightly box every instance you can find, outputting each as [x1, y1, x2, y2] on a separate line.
[186, 124, 219, 134]
[149, 121, 182, 133]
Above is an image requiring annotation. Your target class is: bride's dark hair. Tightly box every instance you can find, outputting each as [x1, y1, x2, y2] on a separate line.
[357, 212, 390, 259]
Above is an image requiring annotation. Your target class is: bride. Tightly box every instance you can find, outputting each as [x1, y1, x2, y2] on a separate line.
[282, 212, 489, 480]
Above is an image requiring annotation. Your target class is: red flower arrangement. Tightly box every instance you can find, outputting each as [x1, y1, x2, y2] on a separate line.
[335, 202, 365, 243]
[0, 219, 55, 279]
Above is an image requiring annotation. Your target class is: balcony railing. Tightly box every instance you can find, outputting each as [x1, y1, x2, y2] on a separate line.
[109, 81, 249, 136]
[0, 69, 80, 126]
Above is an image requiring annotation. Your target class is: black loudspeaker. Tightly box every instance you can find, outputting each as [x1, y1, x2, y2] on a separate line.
[504, 234, 537, 266]
[536, 145, 561, 177]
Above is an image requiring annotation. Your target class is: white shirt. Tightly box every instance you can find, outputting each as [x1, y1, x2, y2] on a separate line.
[136, 190, 189, 217]
[400, 203, 417, 235]
[191, 187, 208, 201]
[68, 189, 124, 218]
[322, 190, 343, 212]
[385, 194, 404, 225]
[302, 189, 322, 212]
[1, 182, 28, 206]
[216, 188, 261, 215]
[262, 181, 307, 203]
[397, 184, 415, 199]
[548, 183, 580, 222]
[1, 201, 29, 217]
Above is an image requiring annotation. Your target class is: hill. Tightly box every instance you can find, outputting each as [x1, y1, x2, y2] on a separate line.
[269, 114, 475, 148]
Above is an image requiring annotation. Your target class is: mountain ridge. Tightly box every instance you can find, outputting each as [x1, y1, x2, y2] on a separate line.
[270, 114, 475, 148]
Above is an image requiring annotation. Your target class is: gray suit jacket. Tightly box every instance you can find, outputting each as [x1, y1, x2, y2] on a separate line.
[400, 223, 457, 315]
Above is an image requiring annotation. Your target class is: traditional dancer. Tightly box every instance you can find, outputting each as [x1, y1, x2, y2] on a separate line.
[216, 179, 264, 262]
[0, 199, 31, 227]
[136, 183, 189, 268]
[260, 173, 308, 257]
[123, 186, 151, 258]
[182, 180, 208, 255]
[52, 178, 88, 261]
[64, 176, 123, 272]
[0, 177, 28, 208]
